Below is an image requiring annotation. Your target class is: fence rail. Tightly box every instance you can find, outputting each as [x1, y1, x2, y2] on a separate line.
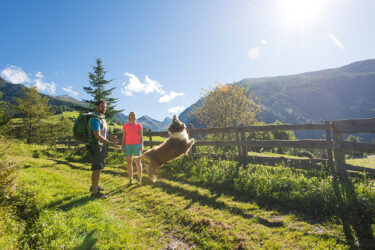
[55, 117, 375, 177]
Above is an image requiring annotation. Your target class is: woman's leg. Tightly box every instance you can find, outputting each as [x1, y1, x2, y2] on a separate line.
[135, 158, 142, 181]
[126, 155, 133, 183]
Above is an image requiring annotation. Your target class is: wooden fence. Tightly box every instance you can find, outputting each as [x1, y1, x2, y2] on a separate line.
[55, 118, 375, 177]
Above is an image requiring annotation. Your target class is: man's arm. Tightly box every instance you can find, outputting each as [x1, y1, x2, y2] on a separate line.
[93, 131, 120, 148]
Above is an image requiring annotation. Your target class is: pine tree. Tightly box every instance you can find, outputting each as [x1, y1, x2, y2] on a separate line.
[83, 58, 123, 119]
[13, 87, 54, 143]
[0, 92, 11, 127]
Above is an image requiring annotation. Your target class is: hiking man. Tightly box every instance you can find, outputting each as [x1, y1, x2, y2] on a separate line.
[87, 100, 120, 199]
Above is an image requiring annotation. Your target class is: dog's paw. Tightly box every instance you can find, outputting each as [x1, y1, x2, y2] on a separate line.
[190, 138, 195, 144]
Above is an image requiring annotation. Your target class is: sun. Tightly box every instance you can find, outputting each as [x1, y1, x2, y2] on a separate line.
[277, 0, 325, 31]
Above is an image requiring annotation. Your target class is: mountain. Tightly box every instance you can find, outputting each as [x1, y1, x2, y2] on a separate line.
[55, 94, 85, 106]
[0, 77, 84, 114]
[161, 117, 172, 127]
[138, 115, 169, 132]
[179, 59, 375, 139]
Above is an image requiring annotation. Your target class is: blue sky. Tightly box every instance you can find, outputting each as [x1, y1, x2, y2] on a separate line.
[1, 0, 374, 121]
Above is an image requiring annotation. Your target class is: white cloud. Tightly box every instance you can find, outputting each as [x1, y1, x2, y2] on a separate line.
[34, 72, 56, 94]
[0, 65, 30, 84]
[35, 71, 43, 78]
[121, 73, 165, 96]
[328, 33, 345, 51]
[261, 40, 267, 45]
[168, 106, 184, 115]
[248, 3, 257, 9]
[158, 91, 185, 103]
[62, 85, 78, 96]
[248, 47, 260, 60]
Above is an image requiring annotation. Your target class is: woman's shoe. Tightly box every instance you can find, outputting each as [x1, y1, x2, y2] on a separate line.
[89, 186, 105, 192]
[91, 191, 107, 199]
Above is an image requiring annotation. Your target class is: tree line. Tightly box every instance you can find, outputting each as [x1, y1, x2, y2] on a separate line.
[0, 58, 123, 144]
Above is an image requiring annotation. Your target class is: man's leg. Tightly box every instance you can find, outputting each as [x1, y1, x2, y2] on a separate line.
[91, 169, 102, 194]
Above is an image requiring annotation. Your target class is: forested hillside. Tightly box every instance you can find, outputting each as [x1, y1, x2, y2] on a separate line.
[179, 59, 375, 140]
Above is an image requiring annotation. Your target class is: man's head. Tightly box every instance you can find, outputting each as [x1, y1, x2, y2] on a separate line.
[95, 100, 107, 115]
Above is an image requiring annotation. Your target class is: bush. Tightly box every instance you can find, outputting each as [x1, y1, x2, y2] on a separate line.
[0, 137, 19, 201]
[164, 156, 375, 220]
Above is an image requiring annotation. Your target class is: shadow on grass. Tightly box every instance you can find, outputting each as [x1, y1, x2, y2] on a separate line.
[161, 162, 374, 248]
[149, 179, 282, 227]
[331, 171, 375, 248]
[57, 196, 93, 211]
[48, 158, 125, 177]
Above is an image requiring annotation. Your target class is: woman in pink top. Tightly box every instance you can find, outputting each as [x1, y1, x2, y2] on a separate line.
[122, 111, 143, 184]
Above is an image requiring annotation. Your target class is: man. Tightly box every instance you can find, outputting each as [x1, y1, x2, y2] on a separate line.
[87, 100, 120, 199]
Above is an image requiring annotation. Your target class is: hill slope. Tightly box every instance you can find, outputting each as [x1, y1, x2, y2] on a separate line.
[0, 77, 169, 130]
[179, 59, 375, 131]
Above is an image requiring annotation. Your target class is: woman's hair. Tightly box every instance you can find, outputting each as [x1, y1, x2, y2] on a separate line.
[128, 111, 136, 121]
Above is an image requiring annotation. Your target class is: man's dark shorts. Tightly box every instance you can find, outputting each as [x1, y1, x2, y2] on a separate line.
[87, 144, 106, 170]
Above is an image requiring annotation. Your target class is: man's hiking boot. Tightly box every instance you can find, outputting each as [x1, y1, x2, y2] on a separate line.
[89, 186, 105, 192]
[91, 192, 107, 199]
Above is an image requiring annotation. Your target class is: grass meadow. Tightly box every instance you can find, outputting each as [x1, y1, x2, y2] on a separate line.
[1, 137, 374, 248]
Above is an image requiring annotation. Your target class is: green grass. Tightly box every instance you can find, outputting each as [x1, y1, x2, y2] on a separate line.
[347, 157, 375, 169]
[1, 141, 374, 248]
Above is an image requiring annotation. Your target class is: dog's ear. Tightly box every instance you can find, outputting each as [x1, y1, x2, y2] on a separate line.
[172, 115, 177, 121]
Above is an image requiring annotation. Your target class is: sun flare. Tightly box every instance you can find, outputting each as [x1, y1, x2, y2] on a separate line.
[277, 0, 325, 30]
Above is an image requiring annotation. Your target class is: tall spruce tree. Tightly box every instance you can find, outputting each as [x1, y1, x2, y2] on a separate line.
[83, 58, 123, 119]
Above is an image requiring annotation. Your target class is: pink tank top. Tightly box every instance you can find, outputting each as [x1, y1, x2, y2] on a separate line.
[123, 122, 142, 145]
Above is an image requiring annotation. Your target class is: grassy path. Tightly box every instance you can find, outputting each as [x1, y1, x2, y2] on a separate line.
[6, 148, 353, 249]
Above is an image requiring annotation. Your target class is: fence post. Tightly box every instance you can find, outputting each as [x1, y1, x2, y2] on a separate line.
[188, 123, 197, 155]
[241, 128, 247, 167]
[325, 121, 334, 169]
[332, 122, 346, 172]
[148, 129, 153, 148]
[235, 126, 242, 159]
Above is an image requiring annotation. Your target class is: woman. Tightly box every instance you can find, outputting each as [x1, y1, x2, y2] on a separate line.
[122, 111, 143, 184]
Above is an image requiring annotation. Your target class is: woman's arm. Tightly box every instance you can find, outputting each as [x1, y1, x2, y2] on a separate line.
[139, 127, 144, 151]
[122, 129, 126, 152]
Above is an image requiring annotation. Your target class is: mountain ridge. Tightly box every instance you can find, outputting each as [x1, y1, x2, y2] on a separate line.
[179, 59, 375, 141]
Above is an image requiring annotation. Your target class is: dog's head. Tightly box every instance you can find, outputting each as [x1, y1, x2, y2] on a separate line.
[168, 115, 186, 133]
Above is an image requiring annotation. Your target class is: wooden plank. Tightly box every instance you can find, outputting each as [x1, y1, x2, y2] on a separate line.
[189, 123, 331, 135]
[325, 121, 334, 168]
[341, 141, 375, 153]
[188, 123, 197, 154]
[54, 141, 82, 145]
[143, 131, 169, 137]
[333, 130, 346, 171]
[193, 153, 239, 161]
[192, 153, 328, 171]
[343, 163, 375, 176]
[195, 139, 330, 149]
[144, 141, 163, 147]
[333, 118, 375, 134]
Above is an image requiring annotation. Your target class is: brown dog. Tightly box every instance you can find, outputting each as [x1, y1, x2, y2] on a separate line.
[134, 115, 195, 182]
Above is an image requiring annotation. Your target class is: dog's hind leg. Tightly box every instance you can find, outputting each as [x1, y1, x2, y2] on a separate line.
[185, 138, 195, 154]
[147, 163, 158, 183]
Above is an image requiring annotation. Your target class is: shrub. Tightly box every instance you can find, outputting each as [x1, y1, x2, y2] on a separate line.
[0, 136, 19, 201]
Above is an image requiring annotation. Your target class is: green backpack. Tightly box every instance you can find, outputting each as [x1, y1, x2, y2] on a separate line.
[72, 113, 98, 143]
